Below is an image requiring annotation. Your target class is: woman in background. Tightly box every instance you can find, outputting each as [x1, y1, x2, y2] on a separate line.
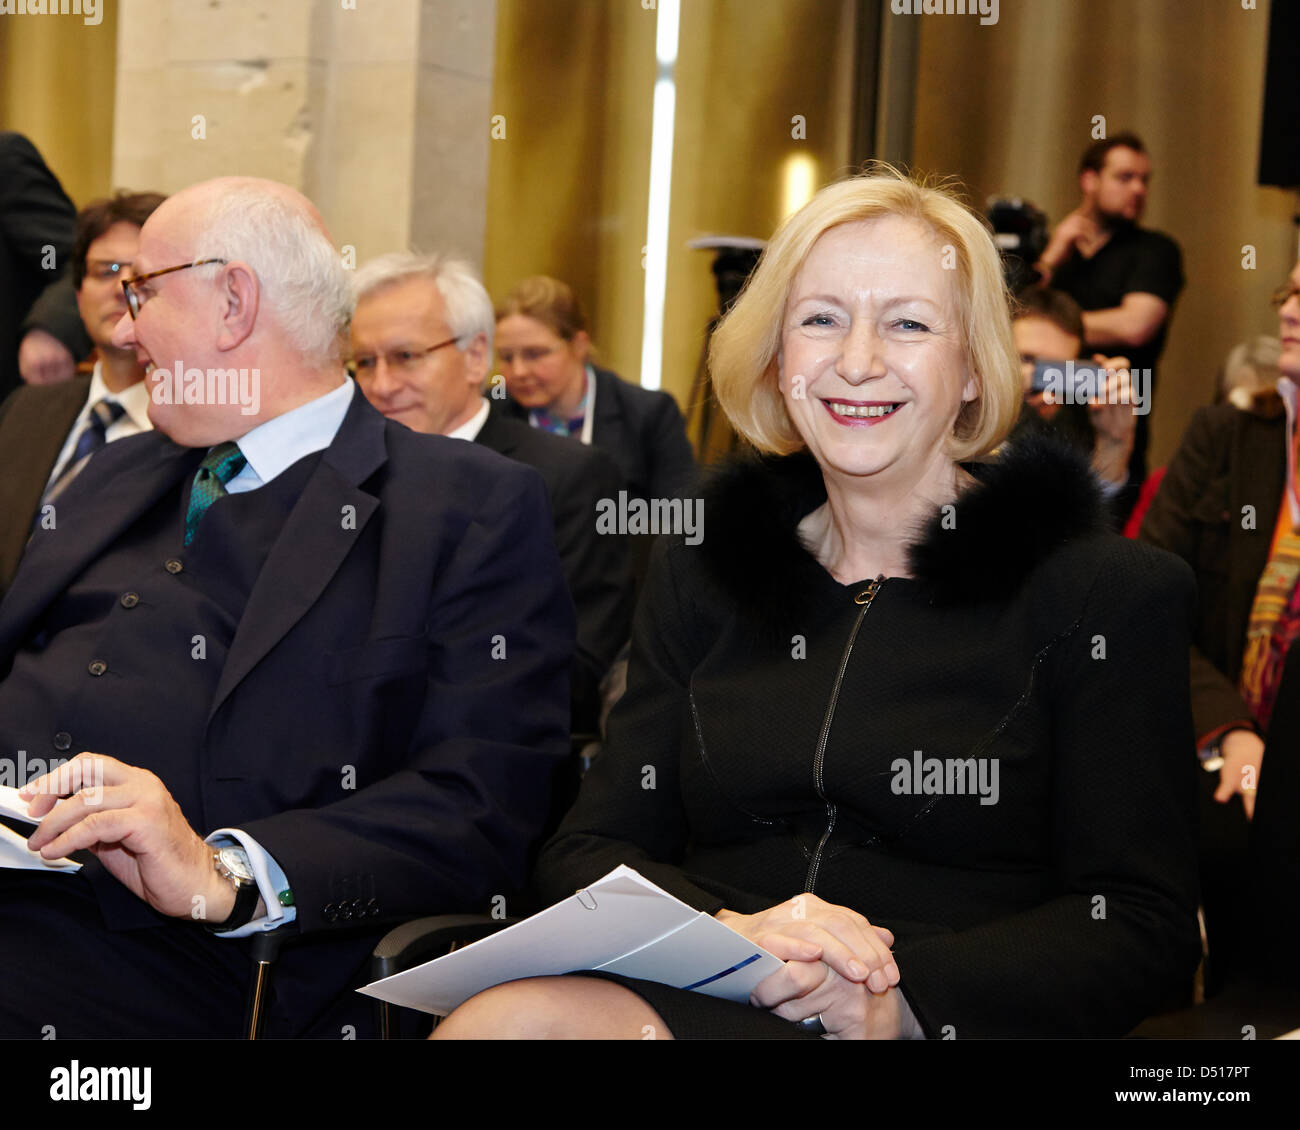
[495, 276, 696, 503]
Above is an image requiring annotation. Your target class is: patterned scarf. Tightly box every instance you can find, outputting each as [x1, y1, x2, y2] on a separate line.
[529, 369, 590, 437]
[1239, 377, 1300, 732]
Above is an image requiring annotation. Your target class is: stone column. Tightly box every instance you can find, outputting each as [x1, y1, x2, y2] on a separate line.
[111, 0, 496, 267]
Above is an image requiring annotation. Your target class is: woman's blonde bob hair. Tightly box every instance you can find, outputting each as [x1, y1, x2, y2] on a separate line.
[710, 165, 1022, 461]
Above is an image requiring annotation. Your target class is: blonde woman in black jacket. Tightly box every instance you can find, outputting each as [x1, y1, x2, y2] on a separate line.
[435, 168, 1202, 1040]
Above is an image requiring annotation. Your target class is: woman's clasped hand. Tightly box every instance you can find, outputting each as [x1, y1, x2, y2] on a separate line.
[718, 896, 913, 1039]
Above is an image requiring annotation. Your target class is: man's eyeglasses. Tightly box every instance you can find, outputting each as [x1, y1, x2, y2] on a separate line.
[85, 260, 132, 283]
[121, 258, 228, 319]
[1270, 282, 1300, 311]
[347, 337, 460, 377]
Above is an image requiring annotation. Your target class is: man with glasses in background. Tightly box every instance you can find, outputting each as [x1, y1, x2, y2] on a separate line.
[350, 252, 633, 736]
[0, 191, 166, 599]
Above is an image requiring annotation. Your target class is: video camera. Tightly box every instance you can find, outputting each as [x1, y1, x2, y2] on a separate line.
[986, 197, 1048, 293]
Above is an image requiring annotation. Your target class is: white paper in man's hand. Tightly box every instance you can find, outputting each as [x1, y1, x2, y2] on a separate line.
[0, 784, 81, 871]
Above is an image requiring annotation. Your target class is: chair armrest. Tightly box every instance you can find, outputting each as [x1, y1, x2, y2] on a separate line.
[247, 919, 299, 964]
[370, 915, 516, 981]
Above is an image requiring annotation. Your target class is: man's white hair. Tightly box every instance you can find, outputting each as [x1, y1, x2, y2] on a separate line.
[352, 251, 495, 353]
[193, 184, 353, 365]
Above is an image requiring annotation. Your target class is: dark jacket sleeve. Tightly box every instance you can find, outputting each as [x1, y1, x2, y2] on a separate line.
[0, 133, 79, 392]
[550, 444, 634, 732]
[20, 272, 91, 362]
[534, 536, 742, 912]
[1139, 405, 1258, 742]
[894, 542, 1203, 1038]
[642, 390, 697, 500]
[239, 462, 575, 932]
[0, 133, 77, 275]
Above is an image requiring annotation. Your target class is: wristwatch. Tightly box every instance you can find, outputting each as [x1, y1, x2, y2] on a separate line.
[1199, 726, 1255, 774]
[203, 846, 260, 933]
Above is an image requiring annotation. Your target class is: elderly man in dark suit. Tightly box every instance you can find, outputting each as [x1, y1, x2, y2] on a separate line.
[0, 190, 166, 600]
[350, 252, 633, 735]
[0, 177, 572, 1037]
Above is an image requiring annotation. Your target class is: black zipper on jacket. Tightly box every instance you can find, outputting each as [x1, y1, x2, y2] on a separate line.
[803, 576, 883, 894]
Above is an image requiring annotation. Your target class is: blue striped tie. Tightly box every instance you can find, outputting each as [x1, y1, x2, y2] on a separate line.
[45, 397, 127, 500]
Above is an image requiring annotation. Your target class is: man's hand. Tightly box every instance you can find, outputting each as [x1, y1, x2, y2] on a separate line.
[1214, 729, 1265, 821]
[1087, 354, 1137, 484]
[1036, 210, 1104, 280]
[19, 752, 236, 921]
[18, 328, 76, 385]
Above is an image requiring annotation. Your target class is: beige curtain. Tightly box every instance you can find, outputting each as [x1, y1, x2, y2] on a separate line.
[0, 7, 118, 207]
[911, 0, 1293, 467]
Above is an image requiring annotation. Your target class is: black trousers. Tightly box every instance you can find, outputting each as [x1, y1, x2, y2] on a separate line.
[0, 870, 392, 1039]
[1196, 770, 1251, 998]
[0, 870, 254, 1038]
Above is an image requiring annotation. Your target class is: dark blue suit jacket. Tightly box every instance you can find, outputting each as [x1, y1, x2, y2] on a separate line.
[0, 388, 574, 1030]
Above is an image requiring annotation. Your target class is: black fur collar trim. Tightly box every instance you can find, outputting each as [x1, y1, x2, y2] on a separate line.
[697, 432, 1109, 617]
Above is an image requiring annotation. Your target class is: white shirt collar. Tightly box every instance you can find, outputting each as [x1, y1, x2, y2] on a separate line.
[88, 360, 152, 433]
[226, 377, 354, 492]
[446, 398, 490, 442]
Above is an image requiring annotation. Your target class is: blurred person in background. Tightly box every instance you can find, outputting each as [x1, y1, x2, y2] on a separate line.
[1036, 132, 1183, 507]
[0, 132, 84, 394]
[494, 276, 696, 503]
[1009, 286, 1136, 529]
[1139, 278, 1300, 993]
[0, 190, 166, 598]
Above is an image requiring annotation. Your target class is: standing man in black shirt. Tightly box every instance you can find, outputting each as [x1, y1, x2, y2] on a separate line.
[1036, 132, 1183, 504]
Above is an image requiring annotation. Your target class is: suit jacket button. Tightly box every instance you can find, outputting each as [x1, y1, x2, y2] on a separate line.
[164, 559, 184, 575]
[366, 898, 379, 917]
[323, 903, 337, 922]
[53, 732, 71, 751]
[87, 660, 107, 677]
[120, 592, 140, 608]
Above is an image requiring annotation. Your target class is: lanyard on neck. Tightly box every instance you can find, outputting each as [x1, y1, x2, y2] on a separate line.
[579, 365, 596, 446]
[1279, 376, 1300, 527]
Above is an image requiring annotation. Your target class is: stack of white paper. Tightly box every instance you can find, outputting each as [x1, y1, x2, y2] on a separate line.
[360, 864, 782, 1016]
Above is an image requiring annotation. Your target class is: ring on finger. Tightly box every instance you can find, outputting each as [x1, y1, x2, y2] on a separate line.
[793, 1013, 827, 1036]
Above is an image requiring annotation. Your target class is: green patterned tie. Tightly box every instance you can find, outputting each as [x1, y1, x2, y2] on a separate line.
[184, 442, 248, 546]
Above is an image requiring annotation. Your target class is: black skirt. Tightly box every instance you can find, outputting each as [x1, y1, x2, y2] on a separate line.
[577, 970, 822, 1040]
